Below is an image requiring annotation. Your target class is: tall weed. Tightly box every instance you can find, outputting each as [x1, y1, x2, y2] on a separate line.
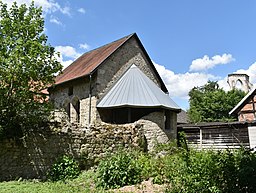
[96, 149, 142, 189]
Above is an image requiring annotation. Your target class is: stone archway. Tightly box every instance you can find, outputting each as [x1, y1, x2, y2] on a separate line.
[227, 74, 252, 93]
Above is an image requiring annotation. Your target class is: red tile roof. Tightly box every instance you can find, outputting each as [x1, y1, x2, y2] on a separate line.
[55, 33, 134, 85]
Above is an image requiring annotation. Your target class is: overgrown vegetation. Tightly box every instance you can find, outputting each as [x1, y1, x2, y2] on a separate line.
[188, 81, 246, 123]
[47, 155, 81, 181]
[0, 1, 62, 139]
[96, 144, 256, 192]
[2, 144, 256, 192]
[96, 149, 142, 189]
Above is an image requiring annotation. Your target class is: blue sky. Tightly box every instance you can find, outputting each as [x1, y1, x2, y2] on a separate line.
[5, 0, 256, 109]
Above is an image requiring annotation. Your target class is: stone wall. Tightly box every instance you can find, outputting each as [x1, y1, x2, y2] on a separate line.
[0, 123, 144, 181]
[96, 36, 162, 100]
[0, 110, 176, 181]
[137, 111, 176, 151]
[49, 36, 173, 127]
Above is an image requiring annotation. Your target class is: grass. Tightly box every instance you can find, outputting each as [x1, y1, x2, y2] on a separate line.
[0, 170, 106, 193]
[2, 146, 256, 193]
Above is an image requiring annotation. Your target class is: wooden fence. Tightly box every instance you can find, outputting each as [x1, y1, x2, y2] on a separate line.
[178, 122, 252, 150]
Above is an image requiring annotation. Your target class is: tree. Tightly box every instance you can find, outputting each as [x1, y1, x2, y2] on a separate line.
[188, 81, 246, 123]
[0, 1, 62, 138]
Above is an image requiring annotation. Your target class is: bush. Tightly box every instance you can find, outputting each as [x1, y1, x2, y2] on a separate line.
[47, 155, 80, 181]
[165, 150, 224, 192]
[234, 148, 256, 192]
[96, 145, 256, 192]
[165, 148, 256, 193]
[96, 149, 142, 189]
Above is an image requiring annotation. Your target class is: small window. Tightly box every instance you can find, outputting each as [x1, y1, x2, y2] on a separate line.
[68, 86, 73, 96]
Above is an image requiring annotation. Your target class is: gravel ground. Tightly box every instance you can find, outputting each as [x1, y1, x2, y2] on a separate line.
[113, 179, 166, 193]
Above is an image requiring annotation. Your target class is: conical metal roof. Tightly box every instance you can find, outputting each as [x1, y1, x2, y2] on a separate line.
[97, 65, 180, 111]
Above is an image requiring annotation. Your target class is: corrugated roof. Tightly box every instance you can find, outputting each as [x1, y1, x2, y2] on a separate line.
[55, 34, 134, 85]
[97, 65, 181, 111]
[229, 86, 256, 115]
[177, 110, 189, 124]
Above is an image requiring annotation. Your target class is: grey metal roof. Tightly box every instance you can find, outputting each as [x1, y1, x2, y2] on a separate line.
[97, 65, 181, 111]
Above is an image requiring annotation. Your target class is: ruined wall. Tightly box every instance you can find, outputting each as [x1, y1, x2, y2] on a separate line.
[0, 109, 177, 181]
[137, 111, 177, 151]
[0, 123, 144, 181]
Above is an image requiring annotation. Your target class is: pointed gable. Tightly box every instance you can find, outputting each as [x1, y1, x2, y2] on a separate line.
[97, 65, 180, 111]
[229, 87, 256, 115]
[55, 34, 133, 85]
[53, 33, 168, 93]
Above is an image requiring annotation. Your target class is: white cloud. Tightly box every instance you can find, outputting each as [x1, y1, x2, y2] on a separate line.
[217, 77, 230, 91]
[50, 17, 62, 25]
[59, 6, 71, 16]
[2, 0, 71, 15]
[55, 53, 73, 70]
[55, 45, 82, 70]
[153, 62, 217, 99]
[189, 53, 235, 72]
[78, 8, 86, 14]
[79, 43, 90, 50]
[55, 46, 81, 59]
[235, 62, 256, 85]
[61, 59, 74, 69]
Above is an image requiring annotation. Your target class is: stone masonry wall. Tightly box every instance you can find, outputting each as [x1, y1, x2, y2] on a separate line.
[96, 36, 162, 101]
[49, 77, 98, 127]
[137, 111, 176, 151]
[0, 110, 176, 181]
[49, 36, 170, 126]
[0, 123, 144, 181]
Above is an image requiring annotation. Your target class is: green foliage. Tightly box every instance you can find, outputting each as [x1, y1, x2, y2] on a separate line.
[2, 147, 256, 192]
[164, 148, 256, 193]
[188, 81, 246, 123]
[97, 144, 256, 192]
[47, 155, 81, 182]
[0, 1, 62, 138]
[96, 149, 142, 189]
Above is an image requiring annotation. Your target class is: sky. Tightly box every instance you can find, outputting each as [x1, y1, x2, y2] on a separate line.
[4, 0, 256, 110]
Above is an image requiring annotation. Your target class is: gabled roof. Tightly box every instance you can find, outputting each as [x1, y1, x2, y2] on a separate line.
[97, 65, 180, 111]
[229, 87, 256, 115]
[54, 33, 168, 93]
[55, 34, 133, 85]
[177, 110, 189, 124]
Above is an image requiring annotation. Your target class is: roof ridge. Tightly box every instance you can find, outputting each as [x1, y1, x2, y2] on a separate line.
[76, 33, 135, 61]
[54, 33, 136, 86]
[89, 33, 135, 74]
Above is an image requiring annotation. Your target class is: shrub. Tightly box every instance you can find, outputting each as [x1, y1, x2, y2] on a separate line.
[234, 148, 256, 192]
[164, 148, 256, 193]
[47, 155, 80, 181]
[96, 149, 142, 189]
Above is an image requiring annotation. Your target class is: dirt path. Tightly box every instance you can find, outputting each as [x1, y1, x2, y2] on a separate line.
[112, 179, 166, 193]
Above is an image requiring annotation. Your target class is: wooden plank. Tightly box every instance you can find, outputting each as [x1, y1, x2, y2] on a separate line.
[181, 125, 250, 150]
[248, 126, 256, 150]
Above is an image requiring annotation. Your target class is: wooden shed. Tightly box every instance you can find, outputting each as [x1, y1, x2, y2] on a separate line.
[178, 121, 256, 150]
